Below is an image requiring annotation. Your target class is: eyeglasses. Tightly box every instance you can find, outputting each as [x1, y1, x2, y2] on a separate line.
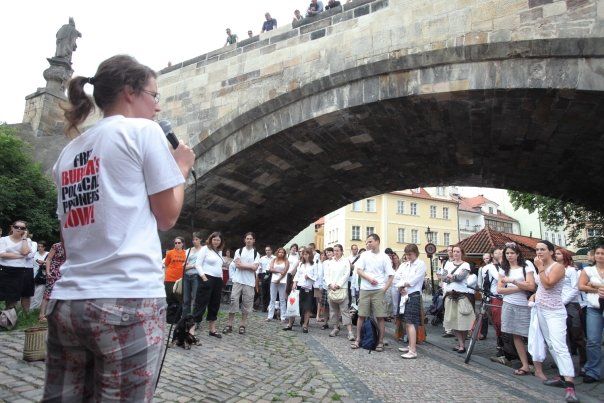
[13, 225, 26, 230]
[141, 89, 160, 103]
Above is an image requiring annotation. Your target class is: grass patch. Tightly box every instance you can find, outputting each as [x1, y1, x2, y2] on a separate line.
[287, 391, 299, 398]
[331, 393, 342, 401]
[0, 302, 43, 331]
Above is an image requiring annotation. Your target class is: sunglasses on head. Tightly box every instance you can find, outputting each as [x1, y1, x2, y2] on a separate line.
[505, 242, 517, 247]
[13, 225, 26, 230]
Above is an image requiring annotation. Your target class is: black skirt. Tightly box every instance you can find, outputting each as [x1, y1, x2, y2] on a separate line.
[21, 267, 35, 297]
[0, 265, 26, 302]
[401, 292, 422, 326]
[299, 287, 314, 315]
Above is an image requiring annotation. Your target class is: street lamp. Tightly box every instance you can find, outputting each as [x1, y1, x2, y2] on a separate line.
[424, 227, 436, 295]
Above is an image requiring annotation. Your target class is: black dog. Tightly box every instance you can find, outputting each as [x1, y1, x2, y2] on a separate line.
[171, 315, 200, 349]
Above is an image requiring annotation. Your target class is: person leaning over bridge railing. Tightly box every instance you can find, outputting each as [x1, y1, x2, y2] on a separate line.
[261, 12, 277, 33]
[325, 0, 341, 10]
[306, 0, 324, 17]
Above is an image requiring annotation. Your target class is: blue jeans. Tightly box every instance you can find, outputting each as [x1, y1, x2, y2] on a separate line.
[584, 307, 603, 379]
[182, 273, 199, 317]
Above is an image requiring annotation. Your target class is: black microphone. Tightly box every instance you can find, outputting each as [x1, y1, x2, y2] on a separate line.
[158, 119, 197, 179]
[158, 120, 180, 150]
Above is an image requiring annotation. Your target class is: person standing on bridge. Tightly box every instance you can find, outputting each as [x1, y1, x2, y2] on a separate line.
[43, 54, 195, 401]
[261, 12, 277, 33]
[307, 0, 324, 17]
[224, 28, 237, 46]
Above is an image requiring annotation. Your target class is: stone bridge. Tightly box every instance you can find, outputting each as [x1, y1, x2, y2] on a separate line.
[157, 0, 604, 247]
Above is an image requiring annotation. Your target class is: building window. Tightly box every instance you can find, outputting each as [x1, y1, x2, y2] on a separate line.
[488, 206, 494, 214]
[443, 207, 449, 219]
[397, 200, 404, 214]
[397, 228, 405, 243]
[557, 233, 562, 246]
[432, 231, 438, 245]
[366, 199, 376, 212]
[545, 232, 549, 241]
[351, 226, 360, 240]
[485, 219, 512, 233]
[443, 233, 450, 246]
[437, 186, 445, 196]
[366, 226, 375, 238]
[410, 203, 418, 216]
[411, 229, 419, 244]
[352, 201, 362, 212]
[429, 205, 437, 218]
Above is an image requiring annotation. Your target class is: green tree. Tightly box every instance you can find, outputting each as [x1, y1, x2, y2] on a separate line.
[0, 124, 59, 242]
[508, 190, 604, 249]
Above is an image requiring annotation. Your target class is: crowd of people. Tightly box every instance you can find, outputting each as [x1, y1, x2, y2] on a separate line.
[161, 231, 603, 403]
[223, 0, 349, 47]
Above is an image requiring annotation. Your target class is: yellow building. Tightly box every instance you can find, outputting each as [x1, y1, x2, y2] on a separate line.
[323, 187, 459, 272]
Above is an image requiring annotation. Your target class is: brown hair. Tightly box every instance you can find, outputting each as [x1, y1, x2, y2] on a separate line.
[206, 231, 224, 251]
[64, 55, 156, 135]
[404, 244, 419, 256]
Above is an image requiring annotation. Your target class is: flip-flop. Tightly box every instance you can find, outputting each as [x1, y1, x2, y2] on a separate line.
[238, 326, 246, 334]
[222, 325, 233, 334]
[375, 343, 384, 352]
[351, 342, 360, 349]
[514, 368, 531, 376]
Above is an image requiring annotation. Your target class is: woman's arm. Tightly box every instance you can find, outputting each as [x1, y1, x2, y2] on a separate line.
[578, 269, 599, 293]
[539, 263, 565, 289]
[194, 248, 208, 280]
[514, 271, 536, 292]
[45, 247, 56, 276]
[497, 274, 522, 295]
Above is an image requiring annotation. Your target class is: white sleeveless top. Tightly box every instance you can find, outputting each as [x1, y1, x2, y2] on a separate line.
[535, 263, 564, 310]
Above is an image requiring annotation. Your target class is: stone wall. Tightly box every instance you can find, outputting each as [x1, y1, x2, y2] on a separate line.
[158, 0, 603, 149]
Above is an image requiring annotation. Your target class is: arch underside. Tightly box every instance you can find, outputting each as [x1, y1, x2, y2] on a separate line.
[175, 88, 604, 247]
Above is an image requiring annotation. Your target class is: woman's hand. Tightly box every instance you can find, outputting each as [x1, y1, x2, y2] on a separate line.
[201, 275, 208, 282]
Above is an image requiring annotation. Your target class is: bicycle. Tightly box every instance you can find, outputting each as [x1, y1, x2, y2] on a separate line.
[464, 286, 502, 364]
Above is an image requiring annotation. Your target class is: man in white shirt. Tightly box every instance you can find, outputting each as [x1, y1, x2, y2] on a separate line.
[353, 234, 394, 351]
[224, 232, 260, 334]
[482, 247, 504, 357]
[257, 246, 275, 312]
[348, 244, 360, 306]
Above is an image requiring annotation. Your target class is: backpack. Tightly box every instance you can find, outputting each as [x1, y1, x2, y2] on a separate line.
[237, 247, 258, 260]
[359, 317, 379, 351]
[482, 264, 498, 292]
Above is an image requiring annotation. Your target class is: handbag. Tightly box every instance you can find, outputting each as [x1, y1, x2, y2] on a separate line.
[173, 278, 183, 299]
[458, 296, 473, 315]
[328, 287, 347, 303]
[34, 268, 47, 285]
[0, 308, 17, 330]
[286, 290, 300, 318]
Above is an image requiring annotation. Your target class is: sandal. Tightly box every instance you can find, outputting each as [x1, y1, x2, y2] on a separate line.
[209, 331, 222, 339]
[375, 343, 384, 352]
[351, 342, 360, 349]
[238, 326, 246, 334]
[38, 316, 47, 323]
[222, 325, 233, 334]
[514, 368, 531, 376]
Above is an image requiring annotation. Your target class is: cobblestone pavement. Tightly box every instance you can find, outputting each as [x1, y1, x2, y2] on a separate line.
[0, 310, 601, 402]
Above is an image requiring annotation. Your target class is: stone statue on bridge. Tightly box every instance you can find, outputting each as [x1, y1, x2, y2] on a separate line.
[54, 17, 81, 63]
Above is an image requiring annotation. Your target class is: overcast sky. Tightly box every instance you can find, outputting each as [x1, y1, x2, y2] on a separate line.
[1, 0, 307, 123]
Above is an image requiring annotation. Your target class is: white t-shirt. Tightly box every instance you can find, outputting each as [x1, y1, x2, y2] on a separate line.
[0, 236, 33, 268]
[287, 253, 299, 274]
[24, 241, 37, 269]
[482, 263, 501, 296]
[498, 261, 535, 306]
[51, 115, 185, 299]
[294, 262, 317, 290]
[232, 247, 260, 287]
[395, 259, 427, 294]
[33, 250, 49, 277]
[443, 261, 471, 293]
[561, 266, 580, 305]
[354, 250, 394, 290]
[324, 257, 350, 289]
[259, 255, 275, 274]
[195, 246, 224, 278]
[271, 260, 288, 284]
[185, 247, 203, 275]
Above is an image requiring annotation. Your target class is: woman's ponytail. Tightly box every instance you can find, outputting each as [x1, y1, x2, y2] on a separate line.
[64, 76, 94, 136]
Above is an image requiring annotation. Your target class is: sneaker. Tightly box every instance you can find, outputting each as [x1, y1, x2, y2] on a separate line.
[321, 324, 329, 330]
[490, 356, 511, 366]
[329, 328, 340, 337]
[398, 347, 409, 353]
[564, 387, 579, 403]
[442, 332, 454, 338]
[347, 331, 355, 341]
[401, 351, 417, 359]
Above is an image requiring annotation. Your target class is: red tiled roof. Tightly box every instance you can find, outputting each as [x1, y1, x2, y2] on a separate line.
[483, 210, 518, 223]
[438, 227, 572, 259]
[458, 195, 495, 212]
[315, 217, 325, 225]
[390, 188, 457, 203]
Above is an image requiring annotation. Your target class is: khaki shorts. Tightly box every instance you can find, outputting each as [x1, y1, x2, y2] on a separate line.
[358, 289, 387, 318]
[229, 283, 254, 314]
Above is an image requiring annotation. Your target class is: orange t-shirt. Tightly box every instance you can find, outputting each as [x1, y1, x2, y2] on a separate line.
[164, 249, 186, 282]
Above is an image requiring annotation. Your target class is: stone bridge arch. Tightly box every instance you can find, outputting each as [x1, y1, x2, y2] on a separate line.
[158, 0, 604, 246]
